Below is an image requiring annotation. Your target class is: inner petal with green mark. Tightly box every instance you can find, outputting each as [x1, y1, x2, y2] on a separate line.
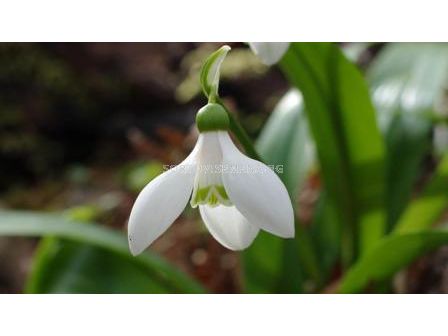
[191, 184, 231, 207]
[190, 131, 232, 208]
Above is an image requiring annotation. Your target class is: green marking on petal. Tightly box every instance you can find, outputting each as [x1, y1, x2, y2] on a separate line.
[216, 185, 229, 200]
[190, 185, 232, 208]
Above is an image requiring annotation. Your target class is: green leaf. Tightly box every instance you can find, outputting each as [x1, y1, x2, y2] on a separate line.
[367, 43, 448, 230]
[256, 89, 315, 200]
[0, 210, 205, 293]
[280, 43, 386, 262]
[26, 238, 173, 293]
[338, 230, 448, 293]
[311, 192, 341, 281]
[123, 161, 164, 193]
[368, 43, 448, 130]
[382, 115, 432, 230]
[242, 89, 320, 293]
[243, 232, 302, 293]
[395, 153, 448, 233]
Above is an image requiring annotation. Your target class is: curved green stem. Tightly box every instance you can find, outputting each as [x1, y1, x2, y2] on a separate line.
[216, 97, 262, 161]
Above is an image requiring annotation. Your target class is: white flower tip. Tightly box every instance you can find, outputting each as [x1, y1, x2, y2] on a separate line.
[126, 155, 197, 257]
[248, 42, 290, 66]
[225, 244, 250, 252]
[268, 213, 295, 239]
[128, 231, 145, 256]
[281, 225, 295, 239]
[280, 204, 296, 238]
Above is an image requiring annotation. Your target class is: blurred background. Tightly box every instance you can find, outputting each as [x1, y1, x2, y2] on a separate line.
[1, 42, 448, 293]
[0, 42, 289, 293]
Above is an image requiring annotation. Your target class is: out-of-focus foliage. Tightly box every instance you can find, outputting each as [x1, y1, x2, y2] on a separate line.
[0, 210, 205, 293]
[281, 43, 386, 264]
[249, 42, 448, 294]
[339, 230, 448, 293]
[25, 206, 175, 293]
[26, 238, 174, 293]
[256, 89, 315, 201]
[368, 43, 448, 230]
[395, 154, 448, 233]
[243, 89, 316, 293]
[122, 161, 164, 192]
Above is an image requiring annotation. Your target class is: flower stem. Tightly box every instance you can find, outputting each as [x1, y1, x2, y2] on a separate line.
[216, 97, 262, 162]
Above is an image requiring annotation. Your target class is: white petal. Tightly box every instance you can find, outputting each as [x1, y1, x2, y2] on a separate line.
[199, 205, 259, 250]
[249, 42, 290, 65]
[127, 142, 199, 256]
[219, 132, 295, 238]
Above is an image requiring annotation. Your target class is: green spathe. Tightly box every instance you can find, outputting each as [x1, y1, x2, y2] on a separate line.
[196, 103, 230, 132]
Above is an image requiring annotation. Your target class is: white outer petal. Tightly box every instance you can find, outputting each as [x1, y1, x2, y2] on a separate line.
[127, 141, 200, 256]
[199, 205, 259, 250]
[219, 132, 295, 238]
[249, 42, 290, 65]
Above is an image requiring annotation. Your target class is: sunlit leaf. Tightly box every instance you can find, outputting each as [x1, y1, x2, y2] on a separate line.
[280, 43, 386, 263]
[368, 43, 448, 229]
[338, 230, 448, 293]
[395, 153, 448, 233]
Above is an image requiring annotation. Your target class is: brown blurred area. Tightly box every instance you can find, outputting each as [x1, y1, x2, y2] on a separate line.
[0, 42, 289, 293]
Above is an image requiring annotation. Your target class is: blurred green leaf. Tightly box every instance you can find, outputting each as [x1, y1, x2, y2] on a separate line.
[382, 116, 432, 229]
[243, 232, 301, 293]
[280, 43, 386, 262]
[26, 238, 172, 293]
[369, 43, 448, 130]
[367, 43, 448, 230]
[338, 230, 448, 293]
[243, 89, 319, 293]
[311, 192, 341, 281]
[395, 153, 448, 233]
[0, 210, 205, 293]
[123, 161, 164, 193]
[256, 89, 315, 201]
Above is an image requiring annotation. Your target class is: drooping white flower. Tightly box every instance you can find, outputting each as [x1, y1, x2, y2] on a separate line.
[128, 45, 294, 255]
[128, 109, 295, 255]
[249, 42, 290, 66]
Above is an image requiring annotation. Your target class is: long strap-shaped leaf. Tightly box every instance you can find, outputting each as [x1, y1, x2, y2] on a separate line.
[338, 129, 448, 293]
[0, 210, 205, 293]
[395, 153, 448, 233]
[280, 43, 386, 263]
[338, 230, 448, 293]
[367, 43, 448, 231]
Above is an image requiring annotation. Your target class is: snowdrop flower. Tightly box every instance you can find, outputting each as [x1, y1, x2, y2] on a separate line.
[128, 103, 295, 255]
[249, 42, 290, 65]
[128, 44, 294, 255]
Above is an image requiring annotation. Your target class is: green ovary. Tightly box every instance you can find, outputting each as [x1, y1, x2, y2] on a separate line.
[191, 185, 232, 208]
